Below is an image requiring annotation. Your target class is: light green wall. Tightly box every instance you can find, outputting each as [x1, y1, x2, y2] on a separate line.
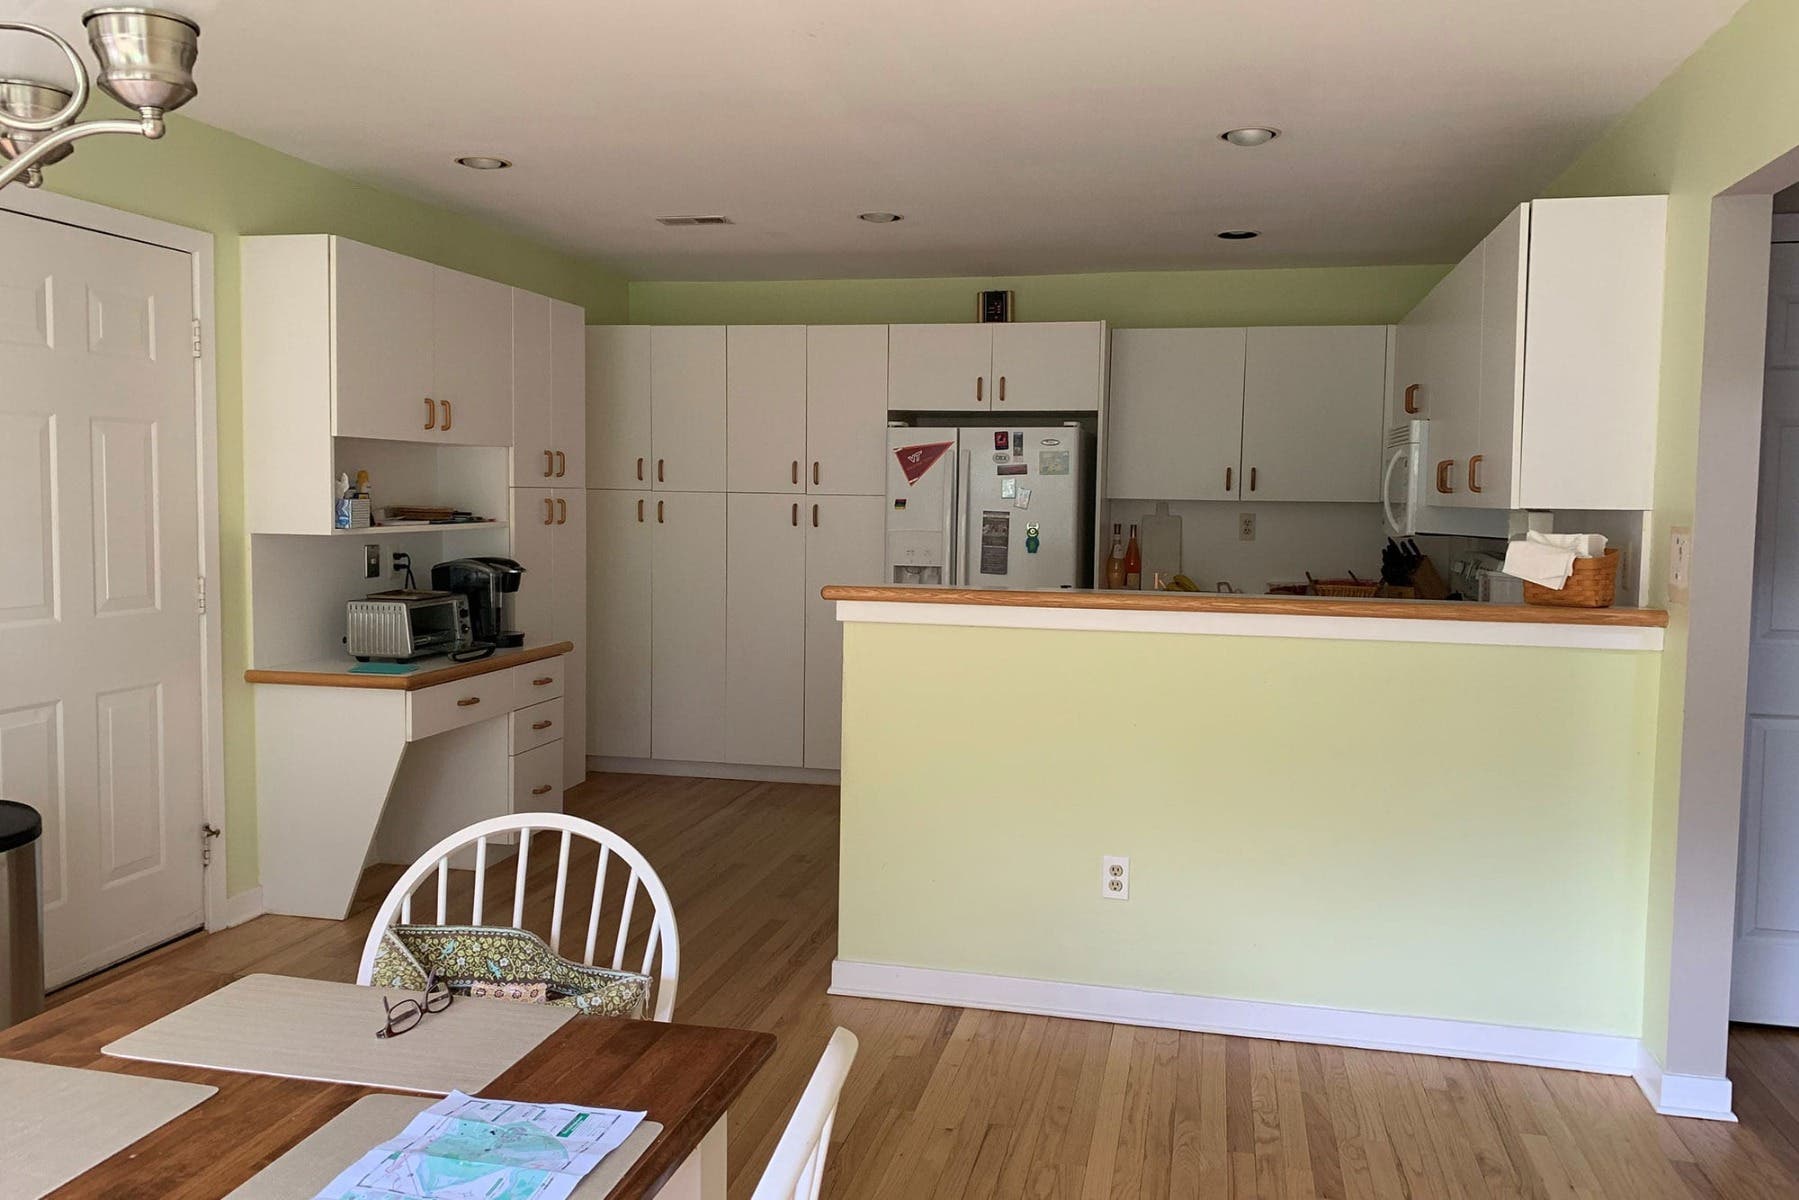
[840, 623, 1658, 1035]
[1542, 0, 1799, 1064]
[42, 108, 629, 895]
[627, 265, 1447, 328]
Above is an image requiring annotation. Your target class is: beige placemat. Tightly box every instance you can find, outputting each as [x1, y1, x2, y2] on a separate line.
[102, 973, 574, 1095]
[225, 1094, 662, 1199]
[0, 1057, 217, 1200]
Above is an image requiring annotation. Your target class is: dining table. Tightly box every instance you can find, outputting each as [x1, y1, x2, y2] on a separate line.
[0, 961, 776, 1199]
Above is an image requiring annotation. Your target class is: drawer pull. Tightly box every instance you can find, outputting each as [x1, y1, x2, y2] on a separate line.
[532, 676, 554, 687]
[456, 697, 481, 708]
[531, 784, 554, 796]
[532, 719, 554, 731]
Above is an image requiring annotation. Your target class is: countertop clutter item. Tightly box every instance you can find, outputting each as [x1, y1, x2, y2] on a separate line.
[1504, 531, 1609, 590]
[432, 557, 527, 648]
[1307, 572, 1382, 599]
[345, 590, 472, 663]
[335, 471, 371, 530]
[1523, 547, 1619, 608]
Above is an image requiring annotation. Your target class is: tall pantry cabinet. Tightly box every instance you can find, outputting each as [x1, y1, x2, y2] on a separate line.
[586, 324, 887, 773]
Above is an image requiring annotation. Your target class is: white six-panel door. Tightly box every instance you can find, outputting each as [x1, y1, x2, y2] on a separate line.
[1734, 240, 1799, 1025]
[0, 208, 206, 986]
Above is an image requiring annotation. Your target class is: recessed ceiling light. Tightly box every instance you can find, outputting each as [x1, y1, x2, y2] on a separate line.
[1219, 127, 1280, 148]
[1217, 229, 1261, 240]
[858, 212, 903, 223]
[455, 156, 512, 170]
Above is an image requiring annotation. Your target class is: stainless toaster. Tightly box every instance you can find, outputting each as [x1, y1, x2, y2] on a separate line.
[346, 590, 472, 662]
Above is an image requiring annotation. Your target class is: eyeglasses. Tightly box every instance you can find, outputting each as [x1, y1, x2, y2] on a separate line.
[376, 970, 453, 1039]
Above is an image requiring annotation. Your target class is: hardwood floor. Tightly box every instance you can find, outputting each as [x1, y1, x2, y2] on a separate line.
[56, 771, 1799, 1198]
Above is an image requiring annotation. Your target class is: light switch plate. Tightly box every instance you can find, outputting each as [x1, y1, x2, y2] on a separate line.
[1668, 526, 1692, 603]
[363, 544, 380, 579]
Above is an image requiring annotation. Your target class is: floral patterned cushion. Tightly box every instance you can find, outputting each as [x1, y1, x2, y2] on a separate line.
[368, 924, 650, 1018]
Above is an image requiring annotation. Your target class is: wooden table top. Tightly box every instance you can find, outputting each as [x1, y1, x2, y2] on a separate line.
[243, 641, 574, 691]
[0, 963, 774, 1199]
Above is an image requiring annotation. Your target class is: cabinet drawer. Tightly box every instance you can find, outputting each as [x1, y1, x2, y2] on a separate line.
[510, 698, 564, 755]
[514, 657, 566, 705]
[510, 739, 563, 816]
[407, 671, 513, 742]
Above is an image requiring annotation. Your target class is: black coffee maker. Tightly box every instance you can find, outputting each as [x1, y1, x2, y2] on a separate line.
[431, 557, 526, 647]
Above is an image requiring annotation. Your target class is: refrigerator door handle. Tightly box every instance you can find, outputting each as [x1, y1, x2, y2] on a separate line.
[953, 447, 972, 586]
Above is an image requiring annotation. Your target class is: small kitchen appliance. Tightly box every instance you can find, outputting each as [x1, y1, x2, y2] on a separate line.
[345, 590, 471, 662]
[431, 557, 526, 647]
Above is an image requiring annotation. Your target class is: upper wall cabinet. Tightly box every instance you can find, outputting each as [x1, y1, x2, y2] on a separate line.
[806, 325, 889, 496]
[1108, 328, 1246, 501]
[650, 326, 728, 492]
[1399, 196, 1667, 511]
[513, 292, 587, 486]
[727, 325, 807, 493]
[888, 321, 1105, 412]
[587, 326, 651, 489]
[431, 266, 514, 446]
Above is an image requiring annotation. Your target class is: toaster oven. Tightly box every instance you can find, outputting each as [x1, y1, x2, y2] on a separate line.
[346, 590, 472, 662]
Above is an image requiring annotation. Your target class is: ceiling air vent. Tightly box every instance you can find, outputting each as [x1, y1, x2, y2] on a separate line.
[656, 215, 733, 226]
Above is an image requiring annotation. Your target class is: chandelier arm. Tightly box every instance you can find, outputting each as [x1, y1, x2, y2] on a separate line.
[0, 23, 89, 133]
[0, 114, 151, 191]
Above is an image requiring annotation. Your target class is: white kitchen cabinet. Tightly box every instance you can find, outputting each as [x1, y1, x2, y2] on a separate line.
[1240, 326, 1388, 502]
[1107, 328, 1247, 500]
[888, 323, 994, 411]
[1474, 206, 1528, 507]
[587, 490, 653, 759]
[509, 740, 563, 817]
[587, 326, 652, 490]
[804, 495, 885, 770]
[331, 238, 435, 442]
[991, 321, 1106, 412]
[508, 487, 587, 787]
[727, 326, 807, 493]
[551, 300, 587, 489]
[806, 325, 889, 496]
[725, 494, 807, 766]
[512, 290, 554, 484]
[650, 491, 728, 762]
[432, 266, 514, 447]
[651, 326, 728, 491]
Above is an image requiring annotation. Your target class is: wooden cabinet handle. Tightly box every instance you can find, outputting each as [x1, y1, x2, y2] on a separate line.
[998, 376, 1007, 403]
[440, 399, 453, 432]
[531, 784, 554, 796]
[1249, 467, 1258, 492]
[543, 449, 554, 478]
[1225, 466, 1233, 492]
[1468, 454, 1484, 494]
[543, 497, 554, 525]
[555, 497, 567, 524]
[812, 461, 820, 486]
[975, 377, 983, 405]
[791, 502, 799, 527]
[456, 696, 481, 708]
[657, 458, 665, 483]
[636, 456, 644, 481]
[1435, 459, 1454, 494]
[812, 503, 819, 528]
[791, 460, 799, 485]
[423, 398, 437, 430]
[532, 719, 553, 731]
[636, 498, 644, 523]
[657, 500, 664, 523]
[532, 676, 554, 687]
[1404, 384, 1421, 415]
[554, 450, 566, 478]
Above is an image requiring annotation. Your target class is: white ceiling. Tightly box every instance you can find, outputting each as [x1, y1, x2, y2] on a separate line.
[10, 1, 1745, 280]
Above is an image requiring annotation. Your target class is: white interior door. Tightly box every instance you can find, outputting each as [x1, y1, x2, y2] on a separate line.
[1734, 240, 1799, 1024]
[805, 495, 885, 770]
[586, 490, 652, 759]
[724, 494, 806, 766]
[0, 208, 206, 986]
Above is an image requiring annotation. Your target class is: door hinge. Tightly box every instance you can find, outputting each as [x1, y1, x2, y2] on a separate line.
[191, 318, 202, 359]
[201, 822, 221, 867]
[194, 574, 207, 614]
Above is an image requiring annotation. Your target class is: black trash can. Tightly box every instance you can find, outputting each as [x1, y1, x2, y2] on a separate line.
[0, 800, 44, 1030]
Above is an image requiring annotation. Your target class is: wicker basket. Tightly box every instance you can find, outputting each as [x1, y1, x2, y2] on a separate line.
[1522, 547, 1619, 608]
[1311, 579, 1382, 598]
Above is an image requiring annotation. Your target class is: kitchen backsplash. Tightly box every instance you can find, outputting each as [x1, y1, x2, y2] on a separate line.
[1104, 500, 1387, 594]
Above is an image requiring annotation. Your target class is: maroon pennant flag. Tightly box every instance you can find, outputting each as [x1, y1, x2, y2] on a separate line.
[894, 441, 953, 485]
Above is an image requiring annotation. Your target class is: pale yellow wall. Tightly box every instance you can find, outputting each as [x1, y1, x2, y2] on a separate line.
[840, 622, 1659, 1035]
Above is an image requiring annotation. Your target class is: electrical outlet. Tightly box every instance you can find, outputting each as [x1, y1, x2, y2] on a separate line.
[363, 544, 380, 579]
[1238, 512, 1256, 542]
[1101, 855, 1129, 900]
[1668, 526, 1692, 603]
[391, 550, 411, 577]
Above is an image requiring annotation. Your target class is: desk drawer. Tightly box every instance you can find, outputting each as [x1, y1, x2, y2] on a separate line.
[408, 671, 512, 741]
[510, 698, 564, 755]
[511, 739, 563, 815]
[515, 657, 566, 705]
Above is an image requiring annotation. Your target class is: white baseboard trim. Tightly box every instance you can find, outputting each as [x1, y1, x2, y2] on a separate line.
[222, 886, 265, 929]
[592, 756, 840, 786]
[831, 959, 1641, 1077]
[1633, 1044, 1737, 1121]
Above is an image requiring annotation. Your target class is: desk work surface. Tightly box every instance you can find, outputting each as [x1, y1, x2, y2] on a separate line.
[0, 963, 775, 1200]
[244, 641, 573, 690]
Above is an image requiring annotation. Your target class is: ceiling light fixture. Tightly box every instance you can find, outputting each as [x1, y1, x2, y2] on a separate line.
[455, 155, 512, 170]
[0, 8, 202, 193]
[1217, 229, 1261, 240]
[1220, 127, 1279, 148]
[858, 211, 903, 224]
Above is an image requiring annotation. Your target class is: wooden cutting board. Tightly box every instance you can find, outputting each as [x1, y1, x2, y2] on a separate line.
[1138, 502, 1182, 588]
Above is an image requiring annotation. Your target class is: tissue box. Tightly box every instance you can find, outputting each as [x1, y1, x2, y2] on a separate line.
[1522, 548, 1619, 608]
[334, 497, 371, 530]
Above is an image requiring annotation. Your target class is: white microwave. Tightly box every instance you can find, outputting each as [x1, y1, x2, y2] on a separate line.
[1382, 420, 1510, 539]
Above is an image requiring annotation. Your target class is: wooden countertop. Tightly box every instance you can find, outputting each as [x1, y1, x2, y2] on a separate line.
[244, 641, 573, 690]
[820, 586, 1669, 628]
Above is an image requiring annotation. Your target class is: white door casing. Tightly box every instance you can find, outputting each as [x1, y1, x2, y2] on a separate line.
[1734, 241, 1799, 1025]
[0, 205, 212, 985]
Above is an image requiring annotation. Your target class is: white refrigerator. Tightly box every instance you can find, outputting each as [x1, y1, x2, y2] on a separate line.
[886, 425, 1092, 588]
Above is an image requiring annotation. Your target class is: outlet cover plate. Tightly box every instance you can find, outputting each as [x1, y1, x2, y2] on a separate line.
[1238, 513, 1256, 542]
[1101, 855, 1129, 900]
[1668, 525, 1692, 603]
